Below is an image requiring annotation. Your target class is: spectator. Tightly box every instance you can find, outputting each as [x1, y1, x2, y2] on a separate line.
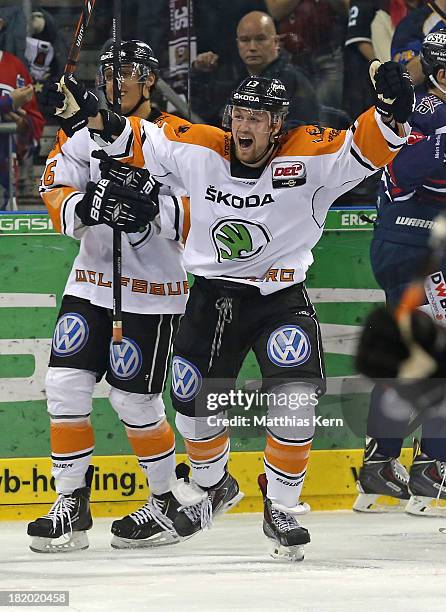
[343, 0, 420, 121]
[191, 11, 319, 128]
[25, 9, 67, 117]
[0, 84, 34, 209]
[264, 0, 347, 109]
[0, 43, 45, 206]
[392, 0, 446, 84]
[0, 7, 27, 65]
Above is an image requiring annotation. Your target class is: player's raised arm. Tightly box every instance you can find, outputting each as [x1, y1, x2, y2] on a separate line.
[282, 60, 414, 191]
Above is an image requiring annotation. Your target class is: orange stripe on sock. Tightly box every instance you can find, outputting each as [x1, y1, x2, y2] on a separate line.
[50, 419, 94, 455]
[126, 419, 175, 458]
[185, 432, 229, 463]
[264, 434, 312, 476]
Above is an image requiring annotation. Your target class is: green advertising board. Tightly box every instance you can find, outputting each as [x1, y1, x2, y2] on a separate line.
[0, 209, 381, 458]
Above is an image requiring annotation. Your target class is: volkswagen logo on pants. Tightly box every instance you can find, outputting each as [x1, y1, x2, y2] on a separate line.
[171, 356, 202, 402]
[267, 325, 311, 367]
[109, 337, 142, 380]
[52, 312, 89, 357]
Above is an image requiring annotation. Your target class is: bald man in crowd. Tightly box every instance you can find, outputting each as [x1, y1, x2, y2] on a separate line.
[190, 10, 320, 128]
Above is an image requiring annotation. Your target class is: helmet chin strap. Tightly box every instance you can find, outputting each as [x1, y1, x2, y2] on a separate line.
[429, 74, 446, 96]
[106, 84, 150, 117]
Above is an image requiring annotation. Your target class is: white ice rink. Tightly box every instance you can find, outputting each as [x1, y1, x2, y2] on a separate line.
[1, 511, 445, 612]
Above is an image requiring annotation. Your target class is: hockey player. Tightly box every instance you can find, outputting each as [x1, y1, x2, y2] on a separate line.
[392, 0, 446, 84]
[27, 41, 191, 553]
[54, 61, 413, 560]
[355, 30, 446, 517]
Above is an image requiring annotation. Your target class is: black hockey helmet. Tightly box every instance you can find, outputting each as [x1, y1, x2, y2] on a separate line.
[97, 40, 159, 90]
[421, 29, 446, 84]
[222, 77, 290, 130]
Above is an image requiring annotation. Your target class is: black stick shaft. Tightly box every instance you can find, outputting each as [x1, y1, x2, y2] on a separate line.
[112, 0, 123, 344]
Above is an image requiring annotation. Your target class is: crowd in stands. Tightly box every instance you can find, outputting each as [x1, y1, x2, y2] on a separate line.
[0, 0, 440, 208]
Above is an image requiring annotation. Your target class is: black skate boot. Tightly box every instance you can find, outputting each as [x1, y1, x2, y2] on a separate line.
[27, 465, 94, 553]
[353, 438, 410, 513]
[111, 492, 181, 548]
[173, 463, 244, 538]
[258, 473, 310, 562]
[406, 439, 446, 517]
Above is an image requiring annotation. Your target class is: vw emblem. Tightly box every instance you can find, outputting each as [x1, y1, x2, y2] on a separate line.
[109, 337, 142, 380]
[171, 356, 202, 402]
[52, 312, 89, 357]
[267, 325, 311, 367]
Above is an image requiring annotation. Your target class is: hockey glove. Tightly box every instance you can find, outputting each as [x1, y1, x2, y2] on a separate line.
[91, 149, 160, 197]
[356, 307, 446, 411]
[75, 179, 159, 233]
[50, 74, 99, 136]
[369, 60, 414, 124]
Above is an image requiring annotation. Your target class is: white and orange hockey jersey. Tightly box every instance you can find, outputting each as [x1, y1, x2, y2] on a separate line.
[40, 112, 190, 314]
[99, 108, 410, 295]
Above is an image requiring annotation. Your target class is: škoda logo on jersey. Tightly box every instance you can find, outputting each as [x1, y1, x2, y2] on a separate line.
[211, 218, 271, 263]
[272, 161, 306, 188]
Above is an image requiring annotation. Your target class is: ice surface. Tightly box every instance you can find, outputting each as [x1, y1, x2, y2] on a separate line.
[1, 511, 445, 612]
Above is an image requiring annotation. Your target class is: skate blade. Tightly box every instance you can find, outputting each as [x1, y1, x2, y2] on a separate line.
[267, 538, 305, 562]
[353, 493, 408, 513]
[29, 531, 89, 553]
[111, 531, 180, 549]
[405, 495, 446, 517]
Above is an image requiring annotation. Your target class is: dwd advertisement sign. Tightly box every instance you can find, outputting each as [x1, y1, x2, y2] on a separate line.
[0, 210, 383, 459]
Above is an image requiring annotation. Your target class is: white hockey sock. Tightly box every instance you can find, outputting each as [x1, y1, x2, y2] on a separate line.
[125, 419, 176, 496]
[264, 433, 313, 508]
[50, 418, 94, 495]
[138, 451, 176, 496]
[185, 435, 230, 489]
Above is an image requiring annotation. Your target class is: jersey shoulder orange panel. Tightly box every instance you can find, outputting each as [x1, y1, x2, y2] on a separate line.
[162, 122, 231, 161]
[47, 129, 69, 160]
[277, 124, 347, 158]
[153, 111, 191, 132]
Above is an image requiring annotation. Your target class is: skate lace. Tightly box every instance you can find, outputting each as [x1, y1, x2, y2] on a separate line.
[390, 459, 409, 484]
[271, 506, 300, 532]
[208, 297, 233, 371]
[130, 496, 175, 533]
[43, 495, 76, 534]
[179, 494, 213, 531]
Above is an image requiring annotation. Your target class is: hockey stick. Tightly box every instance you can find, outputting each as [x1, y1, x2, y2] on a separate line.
[112, 0, 123, 344]
[54, 0, 96, 116]
[64, 0, 97, 76]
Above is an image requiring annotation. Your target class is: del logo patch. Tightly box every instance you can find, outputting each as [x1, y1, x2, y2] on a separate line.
[272, 161, 306, 188]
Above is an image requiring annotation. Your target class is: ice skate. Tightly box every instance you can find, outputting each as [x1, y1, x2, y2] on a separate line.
[406, 439, 446, 517]
[258, 473, 310, 562]
[111, 492, 181, 548]
[353, 438, 410, 513]
[172, 463, 244, 538]
[27, 466, 93, 553]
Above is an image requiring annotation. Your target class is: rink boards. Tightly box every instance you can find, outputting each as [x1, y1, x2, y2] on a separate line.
[0, 208, 404, 519]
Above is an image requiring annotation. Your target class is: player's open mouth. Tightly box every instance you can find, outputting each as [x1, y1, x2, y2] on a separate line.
[238, 137, 253, 149]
